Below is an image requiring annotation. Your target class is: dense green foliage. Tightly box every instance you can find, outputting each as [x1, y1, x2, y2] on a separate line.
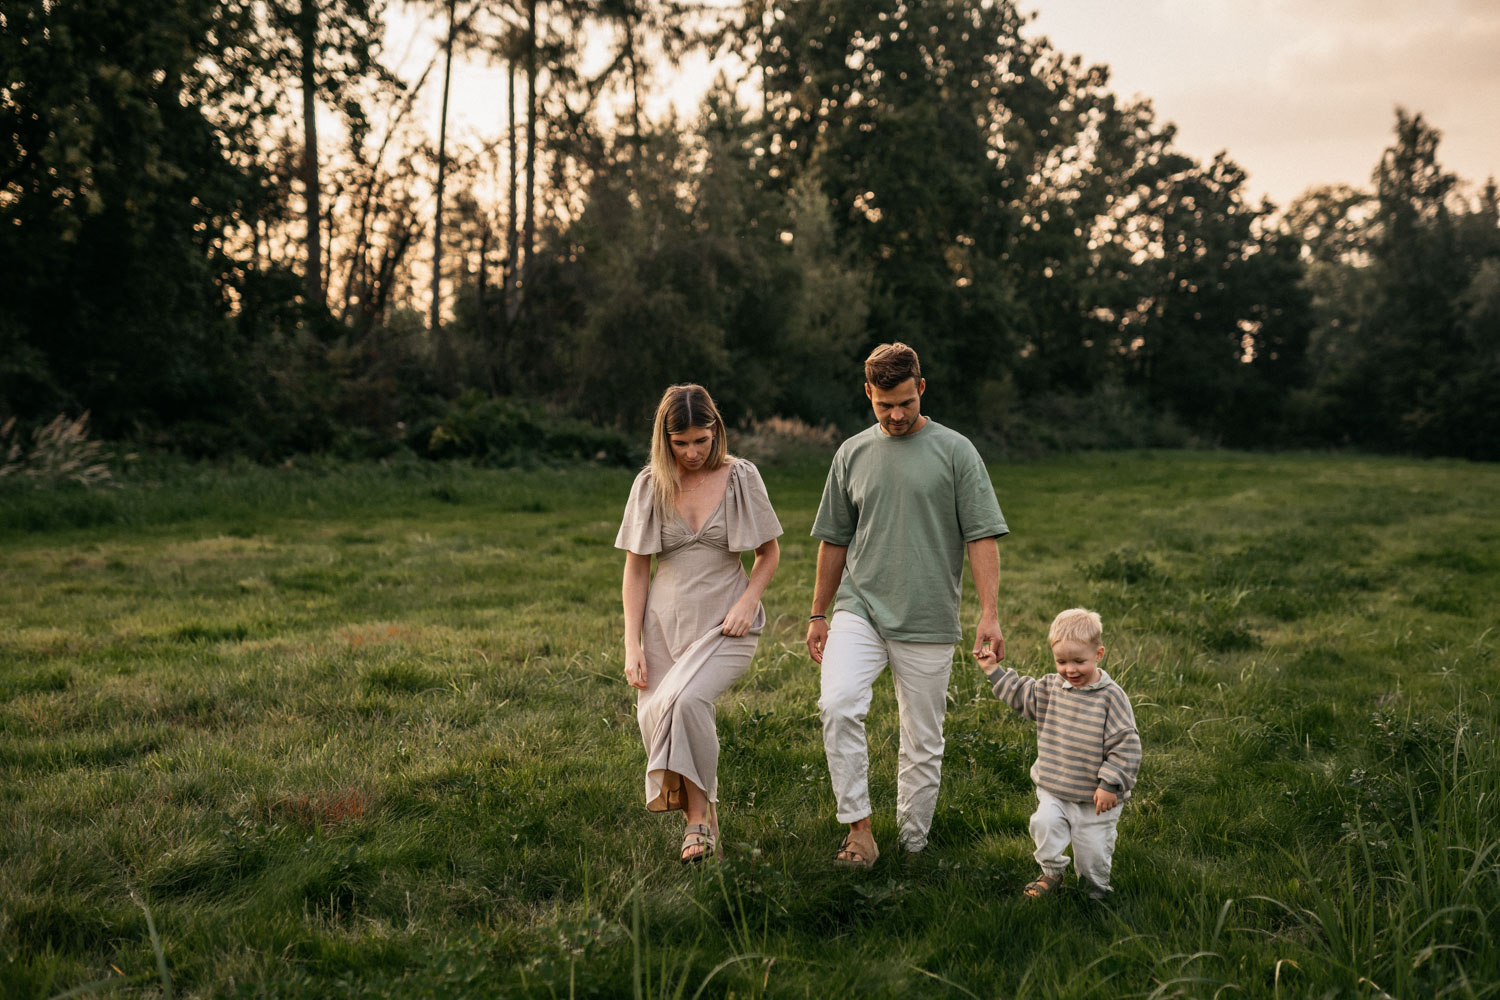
[2, 453, 1497, 997]
[0, 0, 267, 433]
[2, 2, 1496, 458]
[1290, 112, 1500, 459]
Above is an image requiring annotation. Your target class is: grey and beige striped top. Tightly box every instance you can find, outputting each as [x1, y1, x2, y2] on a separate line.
[983, 665, 1141, 803]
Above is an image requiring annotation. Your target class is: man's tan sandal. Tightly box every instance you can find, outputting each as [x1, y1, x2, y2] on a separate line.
[833, 828, 879, 868]
[1023, 873, 1062, 898]
[680, 824, 718, 864]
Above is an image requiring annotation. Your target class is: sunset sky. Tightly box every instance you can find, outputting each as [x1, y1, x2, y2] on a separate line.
[395, 0, 1500, 211]
[1028, 0, 1500, 207]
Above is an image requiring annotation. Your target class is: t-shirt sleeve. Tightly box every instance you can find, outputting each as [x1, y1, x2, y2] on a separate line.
[954, 441, 1008, 542]
[810, 452, 857, 545]
[614, 469, 663, 555]
[725, 460, 783, 552]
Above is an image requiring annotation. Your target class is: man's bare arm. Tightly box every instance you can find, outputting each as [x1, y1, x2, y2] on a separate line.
[967, 536, 1004, 659]
[806, 541, 849, 664]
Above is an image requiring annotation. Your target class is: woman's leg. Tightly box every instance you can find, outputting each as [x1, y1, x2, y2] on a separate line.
[647, 632, 754, 859]
[679, 773, 716, 861]
[663, 635, 752, 825]
[680, 773, 709, 826]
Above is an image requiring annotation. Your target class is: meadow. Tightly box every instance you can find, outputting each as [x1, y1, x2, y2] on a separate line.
[1, 450, 1497, 998]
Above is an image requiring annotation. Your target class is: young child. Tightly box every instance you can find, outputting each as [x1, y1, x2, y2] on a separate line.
[976, 608, 1141, 899]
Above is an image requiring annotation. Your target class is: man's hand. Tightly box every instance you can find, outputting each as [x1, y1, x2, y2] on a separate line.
[806, 617, 830, 663]
[1093, 787, 1118, 815]
[807, 543, 847, 665]
[972, 615, 1005, 661]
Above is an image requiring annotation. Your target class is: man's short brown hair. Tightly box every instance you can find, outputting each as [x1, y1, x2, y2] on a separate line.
[864, 342, 922, 390]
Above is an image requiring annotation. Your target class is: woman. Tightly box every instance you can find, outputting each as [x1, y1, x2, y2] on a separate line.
[616, 384, 782, 862]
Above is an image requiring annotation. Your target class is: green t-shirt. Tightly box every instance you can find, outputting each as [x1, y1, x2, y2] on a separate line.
[811, 418, 1008, 643]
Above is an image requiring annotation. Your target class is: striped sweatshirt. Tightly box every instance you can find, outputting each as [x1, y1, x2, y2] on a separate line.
[983, 665, 1141, 803]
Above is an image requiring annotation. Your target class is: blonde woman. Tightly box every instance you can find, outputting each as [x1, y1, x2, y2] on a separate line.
[616, 384, 782, 862]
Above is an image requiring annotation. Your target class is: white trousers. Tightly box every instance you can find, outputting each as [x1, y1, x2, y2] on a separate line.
[1030, 787, 1121, 898]
[818, 611, 955, 852]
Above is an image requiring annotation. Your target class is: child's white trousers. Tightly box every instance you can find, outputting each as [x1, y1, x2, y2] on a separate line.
[1030, 787, 1121, 897]
[818, 610, 955, 852]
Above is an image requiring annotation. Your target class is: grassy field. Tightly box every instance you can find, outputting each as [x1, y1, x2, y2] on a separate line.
[2, 451, 1497, 998]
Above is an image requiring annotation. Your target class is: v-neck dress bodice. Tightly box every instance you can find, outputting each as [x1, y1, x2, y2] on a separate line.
[615, 459, 783, 810]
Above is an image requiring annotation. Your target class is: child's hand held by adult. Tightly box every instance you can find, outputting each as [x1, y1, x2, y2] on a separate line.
[972, 619, 1005, 661]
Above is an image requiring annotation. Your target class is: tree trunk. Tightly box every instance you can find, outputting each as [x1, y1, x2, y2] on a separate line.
[322, 201, 334, 295]
[504, 57, 520, 325]
[299, 0, 324, 307]
[475, 224, 496, 393]
[431, 0, 461, 390]
[523, 0, 537, 285]
[627, 7, 640, 181]
[431, 0, 457, 336]
[343, 43, 445, 327]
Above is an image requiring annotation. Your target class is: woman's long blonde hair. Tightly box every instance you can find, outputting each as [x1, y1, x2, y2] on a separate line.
[649, 384, 729, 514]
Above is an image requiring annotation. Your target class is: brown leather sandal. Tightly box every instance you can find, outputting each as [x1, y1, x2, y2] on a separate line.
[833, 828, 879, 868]
[680, 823, 716, 864]
[1023, 873, 1062, 898]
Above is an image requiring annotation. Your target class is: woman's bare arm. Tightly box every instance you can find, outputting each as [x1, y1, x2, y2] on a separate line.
[622, 552, 652, 688]
[723, 538, 780, 636]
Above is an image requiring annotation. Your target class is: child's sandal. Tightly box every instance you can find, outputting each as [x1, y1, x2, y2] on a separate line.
[1023, 873, 1062, 898]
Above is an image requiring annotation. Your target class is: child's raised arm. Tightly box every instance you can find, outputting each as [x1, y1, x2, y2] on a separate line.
[975, 648, 1045, 721]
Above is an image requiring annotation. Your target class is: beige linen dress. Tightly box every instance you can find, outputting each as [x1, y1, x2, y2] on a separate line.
[615, 459, 782, 811]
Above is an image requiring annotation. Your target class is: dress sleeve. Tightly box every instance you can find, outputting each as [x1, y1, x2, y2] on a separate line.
[724, 460, 784, 553]
[614, 469, 663, 555]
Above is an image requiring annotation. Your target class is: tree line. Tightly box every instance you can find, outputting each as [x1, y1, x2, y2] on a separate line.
[2, 0, 1497, 461]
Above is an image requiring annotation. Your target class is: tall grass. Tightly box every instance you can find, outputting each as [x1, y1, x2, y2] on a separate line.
[1, 451, 1497, 997]
[1255, 709, 1498, 998]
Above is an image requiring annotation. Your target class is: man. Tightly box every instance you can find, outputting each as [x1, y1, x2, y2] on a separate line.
[807, 342, 1008, 865]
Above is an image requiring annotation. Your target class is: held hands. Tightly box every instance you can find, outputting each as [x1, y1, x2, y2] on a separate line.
[974, 646, 1001, 673]
[1093, 786, 1118, 815]
[972, 615, 1005, 662]
[624, 646, 648, 690]
[721, 599, 757, 637]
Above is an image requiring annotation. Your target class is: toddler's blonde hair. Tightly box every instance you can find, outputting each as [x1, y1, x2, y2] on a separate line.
[1049, 608, 1103, 648]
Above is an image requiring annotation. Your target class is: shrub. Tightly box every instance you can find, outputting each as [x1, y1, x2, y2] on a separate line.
[972, 380, 1199, 458]
[1084, 549, 1161, 585]
[0, 412, 133, 490]
[731, 416, 842, 465]
[411, 393, 641, 468]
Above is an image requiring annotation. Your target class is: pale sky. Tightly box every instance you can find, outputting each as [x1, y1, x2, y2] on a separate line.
[1026, 0, 1500, 206]
[393, 0, 1500, 211]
